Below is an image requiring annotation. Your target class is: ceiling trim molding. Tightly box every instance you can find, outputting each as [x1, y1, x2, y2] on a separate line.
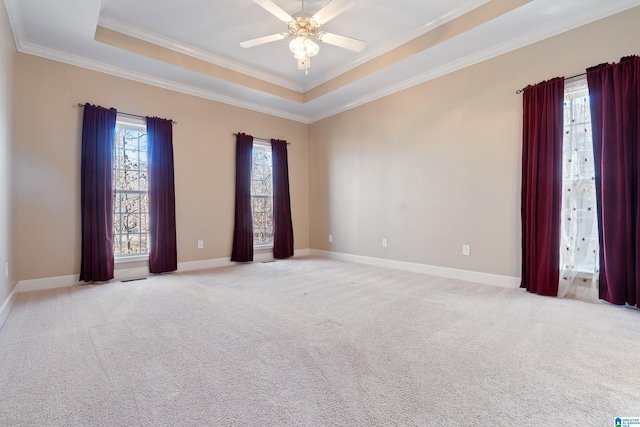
[16, 41, 310, 124]
[98, 1, 493, 95]
[98, 0, 492, 93]
[304, 0, 532, 104]
[3, 0, 26, 50]
[97, 15, 304, 93]
[9, 0, 640, 125]
[94, 26, 304, 103]
[301, 0, 492, 92]
[307, 3, 638, 123]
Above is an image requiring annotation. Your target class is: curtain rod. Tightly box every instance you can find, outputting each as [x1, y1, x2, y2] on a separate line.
[515, 72, 587, 94]
[233, 133, 290, 144]
[77, 103, 177, 124]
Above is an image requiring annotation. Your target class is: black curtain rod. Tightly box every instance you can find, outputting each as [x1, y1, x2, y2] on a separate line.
[77, 103, 177, 124]
[515, 72, 587, 94]
[232, 133, 290, 144]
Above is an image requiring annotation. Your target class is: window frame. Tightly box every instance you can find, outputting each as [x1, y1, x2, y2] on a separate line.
[560, 78, 599, 277]
[113, 115, 150, 263]
[251, 141, 274, 249]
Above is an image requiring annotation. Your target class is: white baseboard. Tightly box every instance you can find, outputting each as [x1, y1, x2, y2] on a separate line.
[309, 249, 521, 289]
[177, 251, 275, 272]
[178, 249, 310, 272]
[17, 266, 149, 292]
[0, 285, 19, 330]
[18, 274, 81, 293]
[0, 249, 521, 330]
[294, 249, 310, 257]
[114, 267, 150, 281]
[16, 249, 312, 293]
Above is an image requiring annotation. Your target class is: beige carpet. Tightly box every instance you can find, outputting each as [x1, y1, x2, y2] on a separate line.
[1, 257, 639, 426]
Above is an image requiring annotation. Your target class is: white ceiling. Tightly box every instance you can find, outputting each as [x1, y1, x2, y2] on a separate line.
[4, 0, 640, 123]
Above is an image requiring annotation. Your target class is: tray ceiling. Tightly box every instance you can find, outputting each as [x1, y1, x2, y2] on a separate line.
[4, 0, 640, 123]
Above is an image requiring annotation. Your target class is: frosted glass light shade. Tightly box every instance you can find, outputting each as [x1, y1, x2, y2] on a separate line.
[289, 36, 319, 59]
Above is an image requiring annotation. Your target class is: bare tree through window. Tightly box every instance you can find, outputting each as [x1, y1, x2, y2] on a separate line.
[251, 144, 273, 245]
[113, 123, 149, 256]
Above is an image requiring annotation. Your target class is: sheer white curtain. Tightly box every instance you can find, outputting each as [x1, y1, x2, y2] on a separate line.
[558, 80, 599, 301]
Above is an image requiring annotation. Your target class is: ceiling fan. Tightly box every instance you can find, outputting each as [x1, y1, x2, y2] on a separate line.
[240, 0, 366, 73]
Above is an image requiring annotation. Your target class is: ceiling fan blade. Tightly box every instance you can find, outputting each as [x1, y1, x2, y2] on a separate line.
[311, 0, 357, 25]
[252, 0, 294, 23]
[317, 32, 365, 52]
[240, 33, 290, 48]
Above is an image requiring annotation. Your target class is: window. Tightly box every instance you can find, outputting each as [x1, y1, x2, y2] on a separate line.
[113, 117, 149, 257]
[251, 143, 273, 246]
[559, 80, 599, 298]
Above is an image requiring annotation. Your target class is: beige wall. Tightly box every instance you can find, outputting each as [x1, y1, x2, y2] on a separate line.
[12, 56, 309, 281]
[0, 2, 16, 302]
[309, 6, 640, 278]
[8, 5, 640, 283]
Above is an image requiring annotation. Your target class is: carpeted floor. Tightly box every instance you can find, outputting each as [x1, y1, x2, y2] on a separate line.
[1, 257, 639, 426]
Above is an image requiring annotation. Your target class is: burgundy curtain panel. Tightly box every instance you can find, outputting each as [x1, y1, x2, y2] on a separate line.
[521, 78, 565, 296]
[587, 56, 640, 307]
[80, 104, 117, 282]
[231, 133, 254, 262]
[271, 139, 294, 259]
[146, 117, 177, 274]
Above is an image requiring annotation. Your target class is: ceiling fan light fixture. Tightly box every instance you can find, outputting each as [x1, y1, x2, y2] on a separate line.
[243, 0, 365, 73]
[304, 38, 319, 57]
[289, 35, 319, 64]
[289, 36, 306, 58]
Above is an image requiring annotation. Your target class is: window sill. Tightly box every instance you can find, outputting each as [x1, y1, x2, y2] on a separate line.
[115, 254, 149, 264]
[254, 244, 273, 251]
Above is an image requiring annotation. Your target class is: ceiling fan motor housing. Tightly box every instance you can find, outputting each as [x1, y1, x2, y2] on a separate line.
[288, 17, 319, 37]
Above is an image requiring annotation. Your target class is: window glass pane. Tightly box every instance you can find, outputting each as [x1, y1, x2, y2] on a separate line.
[140, 194, 149, 234]
[251, 144, 273, 245]
[559, 80, 599, 300]
[113, 120, 149, 256]
[123, 171, 140, 190]
[264, 197, 273, 215]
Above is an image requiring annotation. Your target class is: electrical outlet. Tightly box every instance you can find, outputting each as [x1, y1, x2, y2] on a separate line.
[328, 235, 332, 243]
[463, 245, 470, 256]
[197, 240, 204, 249]
[382, 238, 388, 248]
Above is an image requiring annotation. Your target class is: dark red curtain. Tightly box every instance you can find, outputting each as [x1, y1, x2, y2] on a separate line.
[587, 56, 640, 307]
[231, 133, 254, 262]
[147, 117, 177, 274]
[271, 139, 294, 259]
[80, 104, 117, 282]
[521, 78, 565, 296]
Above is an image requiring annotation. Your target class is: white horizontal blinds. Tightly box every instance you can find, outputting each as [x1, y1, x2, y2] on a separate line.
[558, 80, 599, 301]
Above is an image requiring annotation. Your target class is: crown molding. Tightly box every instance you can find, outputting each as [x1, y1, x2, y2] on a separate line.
[302, 0, 492, 92]
[98, 1, 492, 94]
[7, 0, 640, 124]
[17, 41, 310, 123]
[97, 15, 304, 93]
[308, 1, 640, 123]
[3, 0, 25, 50]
